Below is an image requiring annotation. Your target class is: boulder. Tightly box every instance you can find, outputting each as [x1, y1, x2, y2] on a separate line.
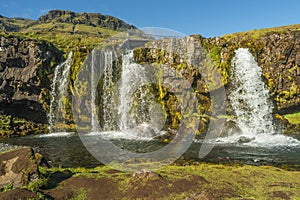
[0, 147, 43, 189]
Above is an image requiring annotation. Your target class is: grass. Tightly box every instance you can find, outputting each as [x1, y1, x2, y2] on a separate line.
[284, 112, 300, 125]
[37, 163, 300, 199]
[71, 188, 88, 200]
[222, 24, 300, 40]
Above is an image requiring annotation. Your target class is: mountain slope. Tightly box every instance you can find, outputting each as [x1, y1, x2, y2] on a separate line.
[0, 10, 136, 51]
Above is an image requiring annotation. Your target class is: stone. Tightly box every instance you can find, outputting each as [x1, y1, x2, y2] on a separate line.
[221, 120, 242, 137]
[0, 35, 63, 135]
[237, 136, 255, 144]
[0, 147, 43, 189]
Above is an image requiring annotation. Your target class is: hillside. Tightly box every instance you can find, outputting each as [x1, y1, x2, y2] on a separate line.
[0, 10, 136, 51]
[0, 10, 136, 136]
[0, 9, 300, 136]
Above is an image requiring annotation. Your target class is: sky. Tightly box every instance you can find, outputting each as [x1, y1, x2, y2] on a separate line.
[0, 0, 300, 37]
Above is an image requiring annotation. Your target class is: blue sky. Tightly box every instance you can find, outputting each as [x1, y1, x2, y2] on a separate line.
[0, 0, 299, 37]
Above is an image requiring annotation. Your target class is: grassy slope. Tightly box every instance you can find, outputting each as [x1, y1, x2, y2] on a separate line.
[20, 22, 121, 52]
[31, 164, 300, 199]
[222, 24, 300, 39]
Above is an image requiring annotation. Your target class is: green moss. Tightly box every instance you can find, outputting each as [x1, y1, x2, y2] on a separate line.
[284, 112, 300, 125]
[0, 183, 13, 192]
[71, 188, 88, 200]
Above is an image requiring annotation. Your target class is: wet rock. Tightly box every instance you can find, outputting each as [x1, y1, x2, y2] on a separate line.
[237, 136, 255, 144]
[221, 120, 242, 137]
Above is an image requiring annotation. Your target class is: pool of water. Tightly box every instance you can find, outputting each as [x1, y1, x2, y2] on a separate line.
[1, 132, 300, 169]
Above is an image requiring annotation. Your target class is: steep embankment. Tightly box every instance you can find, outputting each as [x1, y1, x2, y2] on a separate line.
[1, 10, 300, 136]
[0, 10, 134, 136]
[134, 25, 300, 134]
[0, 33, 63, 136]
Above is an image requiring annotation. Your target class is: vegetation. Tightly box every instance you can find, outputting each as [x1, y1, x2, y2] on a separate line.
[284, 112, 300, 125]
[18, 163, 300, 199]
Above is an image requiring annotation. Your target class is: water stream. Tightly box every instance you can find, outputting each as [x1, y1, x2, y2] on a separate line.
[48, 52, 73, 132]
[3, 48, 300, 169]
[214, 48, 300, 147]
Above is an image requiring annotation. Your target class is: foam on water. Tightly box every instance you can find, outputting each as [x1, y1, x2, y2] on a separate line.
[38, 132, 75, 138]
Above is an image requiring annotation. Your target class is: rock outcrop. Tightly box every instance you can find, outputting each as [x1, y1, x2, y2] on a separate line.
[36, 10, 136, 31]
[203, 30, 300, 113]
[0, 147, 43, 189]
[0, 34, 63, 136]
[134, 29, 300, 134]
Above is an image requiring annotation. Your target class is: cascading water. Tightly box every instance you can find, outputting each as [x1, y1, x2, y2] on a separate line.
[89, 50, 163, 140]
[48, 52, 73, 132]
[119, 51, 150, 130]
[217, 48, 300, 147]
[230, 48, 276, 135]
[90, 50, 117, 132]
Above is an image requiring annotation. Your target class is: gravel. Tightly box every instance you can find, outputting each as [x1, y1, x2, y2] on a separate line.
[0, 143, 22, 153]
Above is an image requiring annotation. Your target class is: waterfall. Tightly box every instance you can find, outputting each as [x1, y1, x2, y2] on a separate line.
[229, 48, 276, 135]
[48, 52, 73, 132]
[90, 49, 97, 132]
[89, 50, 163, 139]
[90, 50, 117, 132]
[118, 51, 150, 131]
[215, 48, 300, 147]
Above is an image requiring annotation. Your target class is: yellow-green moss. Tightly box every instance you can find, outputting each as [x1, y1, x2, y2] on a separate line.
[284, 112, 300, 125]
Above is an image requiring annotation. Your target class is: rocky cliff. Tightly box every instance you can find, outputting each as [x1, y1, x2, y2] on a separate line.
[203, 30, 300, 113]
[1, 10, 300, 136]
[0, 33, 63, 136]
[133, 27, 300, 134]
[36, 10, 136, 31]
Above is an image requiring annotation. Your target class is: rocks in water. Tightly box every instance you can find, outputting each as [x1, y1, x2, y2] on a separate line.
[132, 123, 157, 139]
[0, 147, 44, 189]
[0, 143, 21, 153]
[237, 136, 255, 144]
[220, 120, 242, 137]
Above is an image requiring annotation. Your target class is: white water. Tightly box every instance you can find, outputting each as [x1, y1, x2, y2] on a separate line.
[216, 48, 300, 147]
[230, 48, 275, 135]
[89, 50, 163, 140]
[48, 52, 73, 132]
[38, 132, 75, 138]
[102, 51, 116, 131]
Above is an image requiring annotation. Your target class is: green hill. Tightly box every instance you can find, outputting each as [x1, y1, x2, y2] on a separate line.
[0, 10, 136, 51]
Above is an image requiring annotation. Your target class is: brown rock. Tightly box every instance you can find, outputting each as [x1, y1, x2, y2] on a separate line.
[0, 147, 42, 189]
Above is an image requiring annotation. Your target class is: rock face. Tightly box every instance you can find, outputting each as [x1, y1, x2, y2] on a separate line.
[36, 10, 136, 31]
[204, 31, 300, 113]
[0, 35, 63, 135]
[0, 147, 43, 189]
[134, 30, 300, 134]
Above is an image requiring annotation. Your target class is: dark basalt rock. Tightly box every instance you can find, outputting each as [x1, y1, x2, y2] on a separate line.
[37, 10, 136, 31]
[0, 35, 63, 135]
